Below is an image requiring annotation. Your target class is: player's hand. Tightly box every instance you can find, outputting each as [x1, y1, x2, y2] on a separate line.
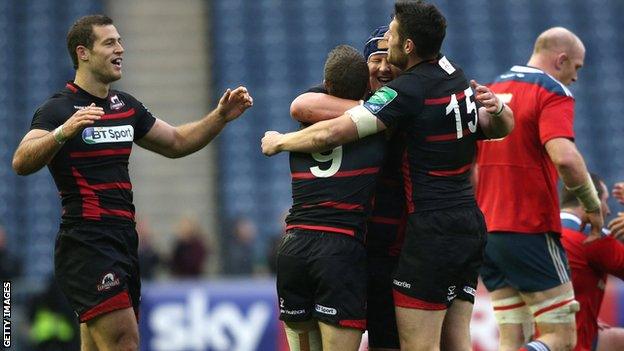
[62, 103, 104, 138]
[471, 79, 501, 115]
[612, 182, 624, 204]
[216, 86, 253, 123]
[261, 131, 283, 156]
[608, 212, 624, 242]
[580, 209, 604, 244]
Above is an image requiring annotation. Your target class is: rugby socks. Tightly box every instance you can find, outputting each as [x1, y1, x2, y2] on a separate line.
[519, 340, 551, 351]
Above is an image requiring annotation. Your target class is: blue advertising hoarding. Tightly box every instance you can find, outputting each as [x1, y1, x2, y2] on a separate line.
[139, 279, 282, 351]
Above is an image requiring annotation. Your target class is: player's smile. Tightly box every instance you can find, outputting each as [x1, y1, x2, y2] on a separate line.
[111, 57, 122, 71]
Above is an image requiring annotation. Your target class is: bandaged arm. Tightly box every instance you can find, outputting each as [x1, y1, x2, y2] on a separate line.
[275, 110, 385, 153]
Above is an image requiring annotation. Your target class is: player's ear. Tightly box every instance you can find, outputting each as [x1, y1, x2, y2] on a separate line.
[555, 53, 568, 70]
[76, 45, 89, 62]
[404, 39, 413, 55]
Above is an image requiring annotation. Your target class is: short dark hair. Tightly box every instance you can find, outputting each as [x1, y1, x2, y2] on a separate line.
[67, 15, 114, 69]
[560, 173, 605, 209]
[324, 45, 369, 100]
[394, 0, 446, 59]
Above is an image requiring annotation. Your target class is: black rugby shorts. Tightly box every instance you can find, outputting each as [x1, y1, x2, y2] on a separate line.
[393, 206, 487, 309]
[276, 229, 367, 330]
[54, 221, 140, 322]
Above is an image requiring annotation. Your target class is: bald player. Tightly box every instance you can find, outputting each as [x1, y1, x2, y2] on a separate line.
[476, 27, 603, 351]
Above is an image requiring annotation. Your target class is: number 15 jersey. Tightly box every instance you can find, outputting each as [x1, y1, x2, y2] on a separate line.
[286, 132, 386, 242]
[364, 55, 486, 213]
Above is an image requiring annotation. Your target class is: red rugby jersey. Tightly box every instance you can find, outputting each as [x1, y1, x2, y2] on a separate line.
[477, 66, 575, 234]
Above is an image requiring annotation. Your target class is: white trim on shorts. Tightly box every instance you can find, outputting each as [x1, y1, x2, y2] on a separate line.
[545, 235, 570, 283]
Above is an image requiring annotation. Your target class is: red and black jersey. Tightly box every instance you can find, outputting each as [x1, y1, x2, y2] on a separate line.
[29, 81, 156, 224]
[365, 55, 485, 213]
[286, 117, 386, 242]
[366, 131, 407, 257]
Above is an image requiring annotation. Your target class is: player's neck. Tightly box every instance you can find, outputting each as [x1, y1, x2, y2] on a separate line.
[526, 56, 551, 75]
[406, 54, 437, 71]
[74, 70, 110, 99]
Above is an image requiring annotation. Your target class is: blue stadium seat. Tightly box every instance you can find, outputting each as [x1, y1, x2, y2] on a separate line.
[209, 0, 624, 244]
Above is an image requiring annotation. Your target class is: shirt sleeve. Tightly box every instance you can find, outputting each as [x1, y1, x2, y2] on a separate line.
[30, 102, 63, 132]
[585, 236, 624, 280]
[539, 92, 575, 144]
[128, 95, 157, 140]
[364, 77, 423, 129]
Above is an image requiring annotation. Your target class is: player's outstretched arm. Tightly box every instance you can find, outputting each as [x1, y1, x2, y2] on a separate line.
[12, 103, 104, 175]
[262, 111, 383, 156]
[471, 80, 514, 139]
[136, 86, 253, 158]
[545, 138, 603, 242]
[290, 92, 359, 124]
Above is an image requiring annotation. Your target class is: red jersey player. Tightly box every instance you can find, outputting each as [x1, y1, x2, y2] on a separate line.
[560, 174, 624, 351]
[477, 27, 603, 351]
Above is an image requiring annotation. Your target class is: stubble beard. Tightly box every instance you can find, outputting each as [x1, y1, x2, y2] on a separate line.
[388, 50, 408, 71]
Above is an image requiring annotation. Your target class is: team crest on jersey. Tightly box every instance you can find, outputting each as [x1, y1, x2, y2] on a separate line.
[97, 272, 120, 291]
[364, 86, 397, 114]
[109, 94, 125, 110]
[82, 125, 134, 144]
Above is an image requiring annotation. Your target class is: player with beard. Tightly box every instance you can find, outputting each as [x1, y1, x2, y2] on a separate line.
[262, 1, 514, 349]
[12, 15, 252, 351]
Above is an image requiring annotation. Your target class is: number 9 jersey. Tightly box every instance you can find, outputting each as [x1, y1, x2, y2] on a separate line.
[286, 132, 386, 242]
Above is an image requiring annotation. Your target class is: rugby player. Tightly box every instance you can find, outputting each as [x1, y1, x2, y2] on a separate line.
[261, 1, 514, 350]
[290, 25, 405, 351]
[560, 174, 624, 351]
[12, 15, 252, 351]
[277, 44, 381, 351]
[476, 27, 602, 351]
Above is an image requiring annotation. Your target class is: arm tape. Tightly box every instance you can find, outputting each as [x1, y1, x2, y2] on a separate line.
[566, 174, 601, 212]
[347, 105, 378, 139]
[491, 102, 506, 117]
[53, 125, 67, 144]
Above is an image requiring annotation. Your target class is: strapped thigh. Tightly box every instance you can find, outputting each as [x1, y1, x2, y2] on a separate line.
[529, 291, 579, 324]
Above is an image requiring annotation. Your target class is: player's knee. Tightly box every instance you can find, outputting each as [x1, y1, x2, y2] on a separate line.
[99, 324, 139, 351]
[114, 331, 139, 351]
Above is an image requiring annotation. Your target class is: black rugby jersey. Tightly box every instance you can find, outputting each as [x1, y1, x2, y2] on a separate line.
[364, 55, 485, 213]
[30, 81, 156, 224]
[366, 130, 407, 256]
[286, 87, 386, 242]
